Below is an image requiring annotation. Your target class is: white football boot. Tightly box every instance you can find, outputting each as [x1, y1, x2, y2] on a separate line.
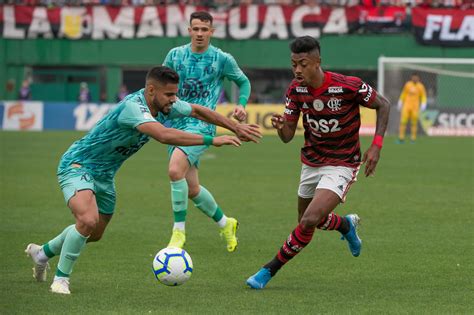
[50, 277, 71, 295]
[25, 243, 50, 282]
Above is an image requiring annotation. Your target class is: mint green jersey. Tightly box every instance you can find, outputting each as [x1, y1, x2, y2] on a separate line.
[58, 89, 192, 178]
[163, 43, 247, 135]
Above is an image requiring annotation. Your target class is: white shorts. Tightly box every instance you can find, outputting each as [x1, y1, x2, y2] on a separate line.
[298, 164, 359, 202]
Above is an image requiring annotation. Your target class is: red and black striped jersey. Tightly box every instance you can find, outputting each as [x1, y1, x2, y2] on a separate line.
[284, 71, 377, 168]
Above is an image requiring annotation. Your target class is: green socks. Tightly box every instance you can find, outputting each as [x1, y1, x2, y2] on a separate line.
[43, 224, 75, 258]
[171, 179, 188, 223]
[192, 185, 223, 222]
[56, 226, 88, 277]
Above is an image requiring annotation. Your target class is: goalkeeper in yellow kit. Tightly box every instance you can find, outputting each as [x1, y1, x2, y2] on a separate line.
[397, 73, 427, 143]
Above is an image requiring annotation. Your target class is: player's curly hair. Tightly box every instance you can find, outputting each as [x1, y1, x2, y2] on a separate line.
[146, 66, 180, 85]
[190, 11, 213, 25]
[290, 36, 321, 55]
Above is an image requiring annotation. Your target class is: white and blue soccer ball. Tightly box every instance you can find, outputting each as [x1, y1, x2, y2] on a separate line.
[152, 247, 193, 286]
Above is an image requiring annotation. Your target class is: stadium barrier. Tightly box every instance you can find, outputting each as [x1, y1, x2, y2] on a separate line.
[0, 101, 380, 135]
[2, 101, 472, 136]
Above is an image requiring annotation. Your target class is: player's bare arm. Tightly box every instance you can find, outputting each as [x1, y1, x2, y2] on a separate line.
[137, 121, 241, 147]
[190, 104, 262, 143]
[362, 93, 390, 177]
[271, 114, 298, 143]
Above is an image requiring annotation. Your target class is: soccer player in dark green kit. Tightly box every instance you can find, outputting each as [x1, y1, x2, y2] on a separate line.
[25, 66, 261, 294]
[163, 11, 251, 251]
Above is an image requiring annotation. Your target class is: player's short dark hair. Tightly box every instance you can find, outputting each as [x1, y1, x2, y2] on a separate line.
[190, 11, 213, 25]
[411, 73, 420, 77]
[290, 36, 321, 55]
[146, 66, 180, 85]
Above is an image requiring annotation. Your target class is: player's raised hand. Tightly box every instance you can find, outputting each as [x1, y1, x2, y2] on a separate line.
[362, 145, 381, 177]
[212, 135, 242, 147]
[271, 114, 285, 130]
[235, 123, 262, 143]
[232, 105, 247, 122]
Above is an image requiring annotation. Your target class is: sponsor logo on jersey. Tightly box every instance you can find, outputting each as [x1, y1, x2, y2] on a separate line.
[359, 83, 374, 103]
[143, 112, 153, 120]
[302, 102, 309, 109]
[296, 86, 308, 93]
[285, 97, 291, 106]
[284, 108, 293, 115]
[313, 99, 324, 111]
[327, 97, 342, 111]
[328, 86, 343, 94]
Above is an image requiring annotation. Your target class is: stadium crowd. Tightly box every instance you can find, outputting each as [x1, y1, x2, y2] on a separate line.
[2, 0, 472, 8]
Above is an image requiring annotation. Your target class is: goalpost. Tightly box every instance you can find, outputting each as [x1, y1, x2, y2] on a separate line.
[378, 57, 474, 136]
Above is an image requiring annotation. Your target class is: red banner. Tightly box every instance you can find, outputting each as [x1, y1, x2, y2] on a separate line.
[0, 5, 360, 40]
[412, 7, 474, 47]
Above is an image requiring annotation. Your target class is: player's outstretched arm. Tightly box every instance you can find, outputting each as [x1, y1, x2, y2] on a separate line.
[362, 93, 390, 177]
[190, 104, 262, 143]
[271, 114, 298, 143]
[137, 121, 241, 147]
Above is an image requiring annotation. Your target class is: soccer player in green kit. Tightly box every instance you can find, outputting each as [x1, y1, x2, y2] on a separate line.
[163, 11, 251, 251]
[25, 66, 261, 294]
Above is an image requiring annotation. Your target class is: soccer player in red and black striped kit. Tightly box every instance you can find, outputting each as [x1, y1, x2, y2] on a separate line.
[247, 36, 390, 289]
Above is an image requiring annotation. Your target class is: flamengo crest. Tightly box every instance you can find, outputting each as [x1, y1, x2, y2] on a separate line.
[327, 98, 341, 111]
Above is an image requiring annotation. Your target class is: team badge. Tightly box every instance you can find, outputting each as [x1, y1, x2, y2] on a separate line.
[313, 99, 324, 111]
[327, 97, 342, 111]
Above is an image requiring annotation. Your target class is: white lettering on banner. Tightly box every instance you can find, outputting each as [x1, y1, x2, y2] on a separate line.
[260, 6, 288, 39]
[291, 5, 321, 38]
[136, 6, 164, 38]
[228, 5, 258, 39]
[322, 8, 348, 34]
[74, 103, 115, 130]
[2, 5, 356, 40]
[2, 102, 44, 131]
[424, 15, 443, 40]
[3, 6, 25, 39]
[438, 113, 474, 128]
[28, 7, 53, 39]
[424, 14, 474, 41]
[92, 7, 134, 39]
[166, 5, 195, 38]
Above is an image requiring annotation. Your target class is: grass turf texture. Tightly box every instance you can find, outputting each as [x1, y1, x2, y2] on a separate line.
[1, 131, 473, 314]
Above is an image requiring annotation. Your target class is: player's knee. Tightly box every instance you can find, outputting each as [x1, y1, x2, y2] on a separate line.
[77, 215, 99, 235]
[168, 167, 185, 181]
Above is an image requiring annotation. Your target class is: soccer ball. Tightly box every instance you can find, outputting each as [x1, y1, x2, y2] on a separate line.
[152, 247, 193, 286]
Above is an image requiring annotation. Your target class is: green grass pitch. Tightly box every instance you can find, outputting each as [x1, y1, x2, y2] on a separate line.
[1, 131, 473, 314]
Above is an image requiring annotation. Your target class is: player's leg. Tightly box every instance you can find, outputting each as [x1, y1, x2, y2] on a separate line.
[187, 167, 238, 252]
[167, 147, 191, 248]
[47, 189, 97, 294]
[410, 109, 419, 142]
[398, 106, 409, 143]
[247, 189, 340, 290]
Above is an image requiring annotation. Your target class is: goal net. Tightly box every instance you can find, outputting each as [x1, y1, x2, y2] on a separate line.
[378, 57, 474, 136]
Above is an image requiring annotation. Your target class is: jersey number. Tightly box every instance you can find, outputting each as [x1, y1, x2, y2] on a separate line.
[306, 115, 341, 134]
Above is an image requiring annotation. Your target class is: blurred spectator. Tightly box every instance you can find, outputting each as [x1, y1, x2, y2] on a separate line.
[78, 82, 92, 103]
[18, 79, 32, 100]
[116, 84, 129, 102]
